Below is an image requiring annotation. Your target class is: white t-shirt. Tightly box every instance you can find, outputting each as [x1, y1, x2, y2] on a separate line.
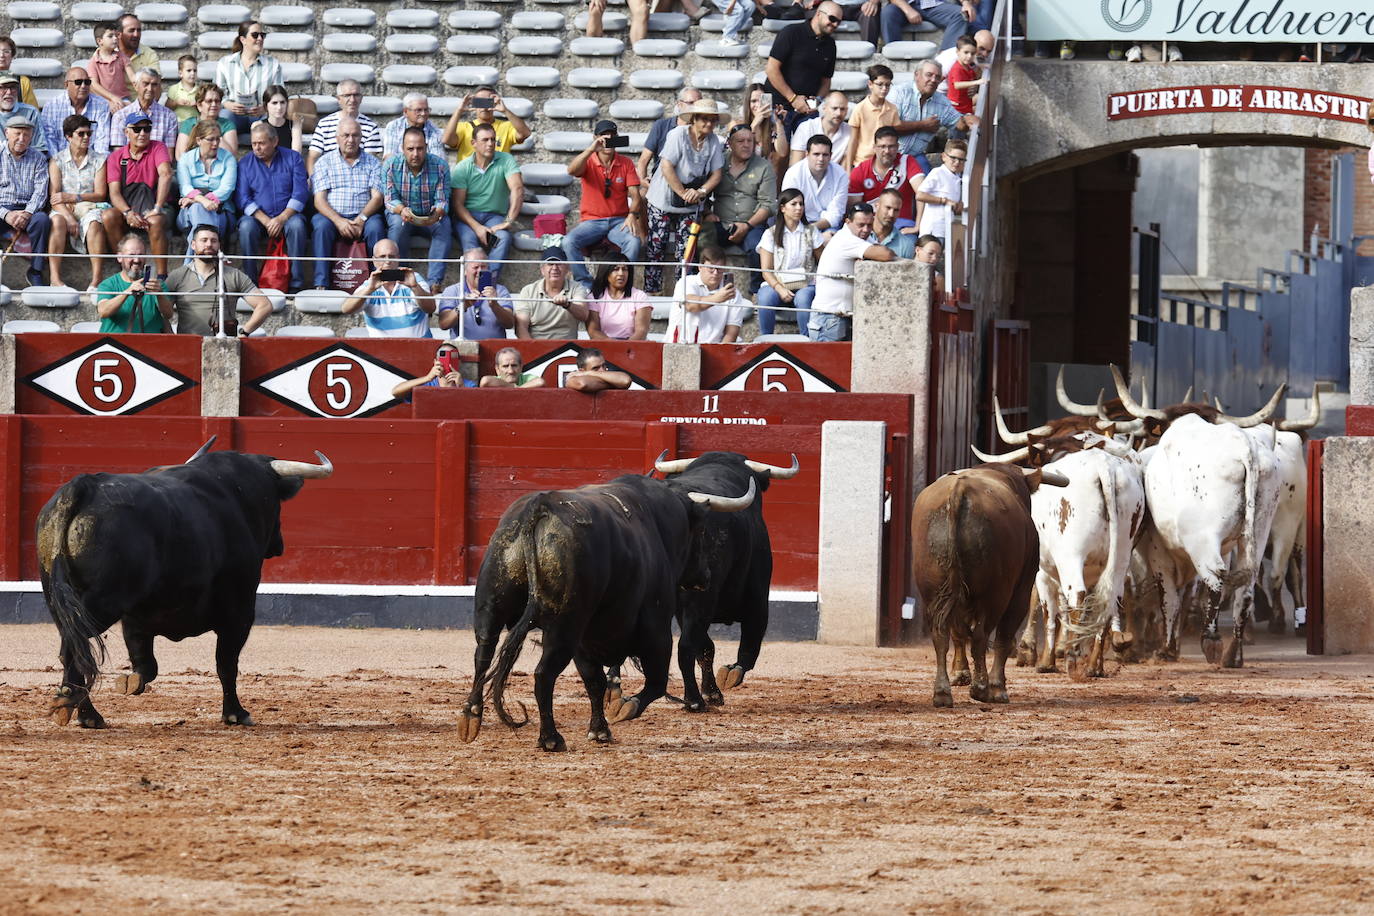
[756, 222, 818, 285]
[667, 274, 749, 343]
[789, 117, 852, 164]
[811, 225, 874, 316]
[780, 160, 848, 230]
[353, 278, 432, 337]
[917, 165, 964, 238]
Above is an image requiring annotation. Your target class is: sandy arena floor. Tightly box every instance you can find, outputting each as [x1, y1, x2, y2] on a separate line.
[1, 624, 1372, 914]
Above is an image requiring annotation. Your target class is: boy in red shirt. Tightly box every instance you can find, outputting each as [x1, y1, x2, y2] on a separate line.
[88, 22, 135, 114]
[945, 35, 985, 117]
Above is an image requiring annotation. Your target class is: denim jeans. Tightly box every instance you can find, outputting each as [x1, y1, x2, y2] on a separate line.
[310, 212, 386, 288]
[713, 0, 755, 39]
[237, 212, 308, 290]
[387, 211, 454, 290]
[807, 311, 851, 341]
[881, 0, 970, 48]
[756, 282, 816, 335]
[3, 210, 51, 283]
[564, 216, 644, 284]
[455, 211, 513, 279]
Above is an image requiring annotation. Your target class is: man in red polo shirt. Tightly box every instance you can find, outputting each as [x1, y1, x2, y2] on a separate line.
[101, 109, 174, 277]
[564, 119, 645, 286]
[846, 125, 924, 225]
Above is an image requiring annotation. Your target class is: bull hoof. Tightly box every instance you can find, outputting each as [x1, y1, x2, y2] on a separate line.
[49, 688, 77, 725]
[989, 687, 1009, 703]
[539, 733, 567, 753]
[603, 685, 623, 706]
[933, 689, 954, 708]
[1111, 633, 1134, 654]
[717, 665, 746, 691]
[587, 726, 612, 744]
[1015, 646, 1035, 667]
[1201, 636, 1222, 665]
[1220, 638, 1244, 669]
[683, 699, 707, 713]
[950, 671, 972, 687]
[51, 705, 74, 727]
[223, 711, 255, 727]
[704, 688, 725, 707]
[77, 711, 107, 729]
[607, 696, 642, 724]
[1154, 647, 1179, 663]
[1034, 663, 1058, 674]
[457, 707, 482, 744]
[1267, 615, 1286, 635]
[115, 673, 144, 696]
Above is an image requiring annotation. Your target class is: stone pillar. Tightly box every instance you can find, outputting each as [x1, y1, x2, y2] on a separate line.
[660, 343, 701, 391]
[0, 335, 14, 415]
[1321, 437, 1374, 653]
[456, 339, 480, 385]
[817, 420, 887, 646]
[201, 337, 241, 417]
[1350, 287, 1374, 406]
[851, 259, 932, 491]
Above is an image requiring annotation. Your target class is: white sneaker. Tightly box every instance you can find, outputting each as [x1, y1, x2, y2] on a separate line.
[1125, 44, 1142, 62]
[718, 35, 742, 46]
[1166, 44, 1183, 61]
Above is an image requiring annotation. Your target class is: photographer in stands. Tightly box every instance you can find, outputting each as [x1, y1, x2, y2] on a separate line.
[564, 120, 645, 287]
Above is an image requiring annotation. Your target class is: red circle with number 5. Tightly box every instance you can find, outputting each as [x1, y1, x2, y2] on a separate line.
[76, 351, 136, 411]
[307, 356, 368, 416]
[742, 360, 803, 392]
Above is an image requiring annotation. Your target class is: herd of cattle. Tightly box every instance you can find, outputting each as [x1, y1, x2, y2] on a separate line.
[913, 367, 1317, 709]
[30, 368, 1315, 748]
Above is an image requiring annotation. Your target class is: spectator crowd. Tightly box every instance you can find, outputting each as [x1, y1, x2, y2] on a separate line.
[0, 0, 987, 342]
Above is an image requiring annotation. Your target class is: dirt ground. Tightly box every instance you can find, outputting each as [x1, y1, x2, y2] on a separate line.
[2, 624, 1373, 914]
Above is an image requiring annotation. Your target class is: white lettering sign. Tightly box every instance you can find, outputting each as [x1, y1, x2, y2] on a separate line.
[1031, 0, 1374, 42]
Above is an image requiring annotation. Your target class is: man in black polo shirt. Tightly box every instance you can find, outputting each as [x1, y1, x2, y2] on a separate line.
[765, 0, 842, 137]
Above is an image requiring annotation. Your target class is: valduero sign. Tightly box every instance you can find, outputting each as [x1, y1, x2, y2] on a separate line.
[1030, 0, 1374, 42]
[1107, 85, 1370, 123]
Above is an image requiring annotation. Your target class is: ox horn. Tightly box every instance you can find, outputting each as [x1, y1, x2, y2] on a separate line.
[1056, 365, 1098, 416]
[1214, 396, 1224, 410]
[743, 454, 800, 478]
[1111, 365, 1166, 421]
[270, 451, 334, 479]
[993, 394, 1052, 446]
[654, 450, 698, 475]
[1034, 468, 1071, 488]
[1278, 386, 1322, 431]
[971, 443, 1030, 464]
[185, 436, 218, 463]
[1182, 385, 1194, 403]
[1216, 383, 1287, 428]
[1140, 374, 1151, 410]
[688, 477, 756, 512]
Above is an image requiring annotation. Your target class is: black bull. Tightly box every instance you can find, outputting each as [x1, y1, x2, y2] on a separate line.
[36, 441, 333, 728]
[457, 471, 756, 752]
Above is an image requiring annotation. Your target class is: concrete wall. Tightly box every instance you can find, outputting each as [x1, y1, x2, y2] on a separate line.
[1321, 437, 1374, 654]
[1198, 147, 1305, 281]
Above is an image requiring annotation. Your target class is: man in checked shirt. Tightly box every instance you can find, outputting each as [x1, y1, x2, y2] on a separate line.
[385, 126, 453, 292]
[0, 111, 51, 287]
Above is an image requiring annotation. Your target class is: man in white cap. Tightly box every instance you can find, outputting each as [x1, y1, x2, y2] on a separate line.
[0, 72, 45, 154]
[0, 111, 51, 286]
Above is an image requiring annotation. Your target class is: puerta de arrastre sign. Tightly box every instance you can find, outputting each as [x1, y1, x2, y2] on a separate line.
[1030, 0, 1374, 42]
[1106, 85, 1370, 123]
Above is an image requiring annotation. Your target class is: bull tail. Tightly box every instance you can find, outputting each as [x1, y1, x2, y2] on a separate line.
[926, 480, 972, 639]
[40, 479, 107, 687]
[485, 499, 552, 729]
[1068, 460, 1126, 650]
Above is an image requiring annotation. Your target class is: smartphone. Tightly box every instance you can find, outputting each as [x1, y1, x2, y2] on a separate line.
[477, 269, 494, 291]
[437, 352, 455, 375]
[469, 97, 495, 109]
[379, 268, 406, 281]
[142, 266, 152, 283]
[723, 271, 735, 289]
[606, 135, 630, 149]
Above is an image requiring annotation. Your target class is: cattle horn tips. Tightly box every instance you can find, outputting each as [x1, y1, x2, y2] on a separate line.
[743, 454, 800, 478]
[1278, 385, 1322, 431]
[1056, 365, 1097, 416]
[1037, 468, 1070, 488]
[185, 436, 218, 463]
[971, 443, 1030, 464]
[1182, 385, 1194, 403]
[688, 477, 756, 512]
[1111, 365, 1165, 421]
[654, 453, 697, 474]
[270, 451, 333, 479]
[1217, 383, 1287, 428]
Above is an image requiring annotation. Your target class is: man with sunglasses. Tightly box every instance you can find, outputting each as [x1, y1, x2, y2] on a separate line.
[0, 73, 44, 155]
[765, 1, 842, 136]
[39, 67, 111, 158]
[101, 110, 174, 278]
[564, 120, 644, 286]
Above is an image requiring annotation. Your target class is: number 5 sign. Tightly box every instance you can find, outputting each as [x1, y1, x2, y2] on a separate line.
[249, 344, 413, 418]
[709, 344, 847, 392]
[23, 338, 197, 415]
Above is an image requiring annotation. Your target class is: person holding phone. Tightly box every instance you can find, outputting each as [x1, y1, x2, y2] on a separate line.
[437, 256, 514, 341]
[391, 341, 469, 399]
[440, 88, 530, 162]
[341, 238, 436, 337]
[564, 120, 645, 287]
[95, 235, 170, 333]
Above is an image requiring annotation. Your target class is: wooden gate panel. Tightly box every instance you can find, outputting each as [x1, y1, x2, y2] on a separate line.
[983, 319, 1030, 454]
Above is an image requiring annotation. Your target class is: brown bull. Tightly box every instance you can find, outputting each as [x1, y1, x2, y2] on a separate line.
[911, 462, 1068, 707]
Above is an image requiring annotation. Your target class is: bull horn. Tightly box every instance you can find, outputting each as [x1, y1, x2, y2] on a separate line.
[1140, 374, 1151, 410]
[1055, 365, 1098, 416]
[971, 443, 1030, 464]
[688, 477, 756, 512]
[1182, 386, 1194, 403]
[743, 454, 800, 478]
[1214, 396, 1223, 410]
[1036, 468, 1070, 488]
[270, 451, 334, 479]
[1111, 365, 1166, 421]
[1278, 386, 1322, 431]
[654, 450, 698, 475]
[1216, 384, 1287, 428]
[993, 394, 1052, 445]
[185, 436, 218, 463]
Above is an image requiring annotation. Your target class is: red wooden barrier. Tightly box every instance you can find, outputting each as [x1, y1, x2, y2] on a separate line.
[240, 338, 440, 419]
[14, 333, 202, 416]
[1305, 438, 1324, 656]
[1345, 405, 1374, 435]
[698, 343, 852, 392]
[476, 340, 664, 388]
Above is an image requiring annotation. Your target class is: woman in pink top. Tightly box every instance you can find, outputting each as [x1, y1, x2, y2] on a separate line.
[586, 254, 653, 340]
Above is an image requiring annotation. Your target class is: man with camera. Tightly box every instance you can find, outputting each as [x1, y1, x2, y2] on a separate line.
[441, 88, 531, 162]
[563, 120, 644, 287]
[341, 238, 436, 337]
[451, 122, 523, 282]
[95, 234, 170, 333]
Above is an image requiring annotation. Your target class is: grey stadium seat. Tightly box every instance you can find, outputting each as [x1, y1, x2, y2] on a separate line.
[520, 163, 574, 187]
[71, 2, 123, 23]
[521, 194, 572, 216]
[292, 289, 350, 314]
[882, 40, 938, 61]
[259, 5, 315, 26]
[508, 37, 564, 56]
[3, 320, 63, 334]
[264, 32, 314, 52]
[197, 32, 237, 51]
[6, 3, 61, 21]
[543, 131, 593, 153]
[197, 4, 251, 25]
[444, 66, 500, 87]
[360, 96, 403, 116]
[10, 58, 64, 78]
[70, 321, 103, 333]
[21, 286, 82, 308]
[323, 8, 377, 27]
[275, 325, 336, 338]
[382, 65, 439, 86]
[609, 99, 664, 120]
[647, 12, 691, 31]
[574, 11, 626, 31]
[10, 28, 65, 49]
[511, 11, 566, 30]
[543, 98, 598, 119]
[134, 2, 189, 23]
[448, 9, 503, 29]
[633, 39, 688, 57]
[571, 37, 625, 55]
[321, 63, 376, 84]
[323, 34, 377, 53]
[568, 68, 622, 90]
[629, 69, 685, 91]
[694, 39, 750, 59]
[386, 9, 440, 28]
[692, 70, 746, 92]
[446, 35, 500, 55]
[506, 67, 561, 89]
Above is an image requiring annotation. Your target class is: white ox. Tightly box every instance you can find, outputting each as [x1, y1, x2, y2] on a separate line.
[1139, 413, 1281, 666]
[1256, 429, 1307, 633]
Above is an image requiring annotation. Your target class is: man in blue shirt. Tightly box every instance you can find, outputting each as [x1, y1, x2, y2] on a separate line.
[890, 59, 977, 171]
[236, 121, 308, 291]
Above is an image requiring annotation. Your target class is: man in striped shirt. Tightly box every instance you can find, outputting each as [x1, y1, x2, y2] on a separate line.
[384, 126, 452, 291]
[111, 69, 178, 149]
[310, 117, 385, 289]
[306, 80, 383, 174]
[39, 67, 112, 158]
[341, 238, 436, 337]
[382, 93, 445, 160]
[0, 111, 51, 287]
